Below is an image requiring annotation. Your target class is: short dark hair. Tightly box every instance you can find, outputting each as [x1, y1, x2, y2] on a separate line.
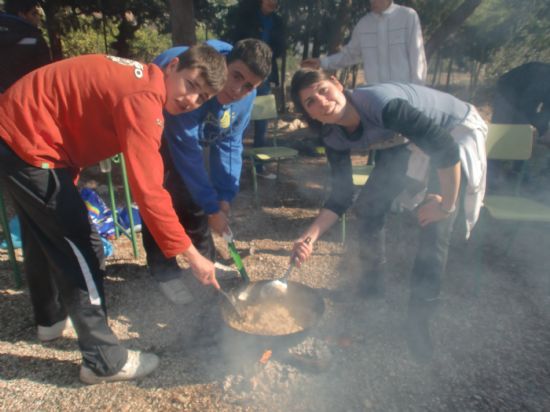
[176, 44, 228, 94]
[5, 0, 41, 15]
[227, 38, 272, 81]
[290, 68, 333, 130]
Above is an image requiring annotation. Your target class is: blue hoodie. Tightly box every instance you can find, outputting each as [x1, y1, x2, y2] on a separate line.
[153, 40, 256, 214]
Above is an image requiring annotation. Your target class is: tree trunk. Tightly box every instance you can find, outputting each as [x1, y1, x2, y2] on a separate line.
[169, 0, 196, 46]
[302, 0, 314, 58]
[311, 0, 322, 57]
[279, 4, 291, 112]
[42, 2, 63, 60]
[425, 0, 482, 60]
[445, 57, 454, 90]
[302, 36, 310, 60]
[469, 60, 483, 98]
[111, 12, 138, 58]
[280, 50, 287, 112]
[431, 51, 442, 86]
[469, 60, 476, 90]
[327, 0, 353, 54]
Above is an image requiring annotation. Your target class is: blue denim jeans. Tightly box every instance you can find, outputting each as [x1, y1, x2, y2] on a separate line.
[355, 145, 459, 302]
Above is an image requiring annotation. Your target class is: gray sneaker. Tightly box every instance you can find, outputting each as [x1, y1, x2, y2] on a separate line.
[79, 350, 159, 384]
[257, 172, 277, 180]
[158, 278, 194, 305]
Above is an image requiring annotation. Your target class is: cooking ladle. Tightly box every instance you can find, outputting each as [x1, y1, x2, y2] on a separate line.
[219, 287, 243, 318]
[260, 237, 311, 299]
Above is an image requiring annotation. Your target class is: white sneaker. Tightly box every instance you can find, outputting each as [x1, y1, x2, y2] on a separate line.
[257, 172, 277, 180]
[214, 261, 240, 280]
[37, 317, 72, 342]
[79, 350, 159, 385]
[158, 278, 194, 305]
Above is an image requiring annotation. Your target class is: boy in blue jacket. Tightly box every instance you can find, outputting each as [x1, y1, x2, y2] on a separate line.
[142, 39, 272, 304]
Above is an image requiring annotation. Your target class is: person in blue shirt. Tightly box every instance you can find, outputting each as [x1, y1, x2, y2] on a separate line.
[142, 39, 272, 304]
[226, 0, 286, 179]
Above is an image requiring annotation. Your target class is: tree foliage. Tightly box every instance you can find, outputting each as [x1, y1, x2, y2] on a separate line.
[40, 0, 168, 59]
[35, 0, 548, 92]
[472, 0, 550, 78]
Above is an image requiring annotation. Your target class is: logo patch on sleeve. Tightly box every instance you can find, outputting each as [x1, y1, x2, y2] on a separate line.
[106, 55, 144, 79]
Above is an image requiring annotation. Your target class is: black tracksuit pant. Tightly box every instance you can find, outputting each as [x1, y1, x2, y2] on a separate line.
[0, 139, 126, 376]
[141, 141, 215, 282]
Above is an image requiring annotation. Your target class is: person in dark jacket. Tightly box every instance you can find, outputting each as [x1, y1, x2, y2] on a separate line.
[489, 62, 550, 187]
[492, 62, 550, 140]
[0, 0, 51, 92]
[289, 69, 488, 362]
[226, 0, 286, 178]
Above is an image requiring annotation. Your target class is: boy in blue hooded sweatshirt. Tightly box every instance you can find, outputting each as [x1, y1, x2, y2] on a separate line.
[142, 39, 272, 304]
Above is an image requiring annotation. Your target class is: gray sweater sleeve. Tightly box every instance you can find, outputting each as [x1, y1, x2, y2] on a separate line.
[381, 99, 460, 168]
[322, 98, 461, 215]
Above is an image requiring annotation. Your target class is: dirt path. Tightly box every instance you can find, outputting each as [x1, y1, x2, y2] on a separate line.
[2, 132, 550, 411]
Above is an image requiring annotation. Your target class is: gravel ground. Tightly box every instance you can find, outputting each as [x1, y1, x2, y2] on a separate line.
[2, 130, 550, 411]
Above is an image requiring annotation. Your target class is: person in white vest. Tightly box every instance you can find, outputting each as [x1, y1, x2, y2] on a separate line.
[301, 0, 427, 85]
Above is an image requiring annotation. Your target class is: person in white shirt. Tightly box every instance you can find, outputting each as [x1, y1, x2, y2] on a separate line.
[301, 0, 427, 85]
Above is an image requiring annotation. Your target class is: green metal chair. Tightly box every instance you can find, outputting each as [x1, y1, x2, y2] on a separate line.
[473, 123, 550, 291]
[483, 124, 550, 225]
[0, 185, 22, 288]
[99, 154, 139, 258]
[0, 154, 139, 288]
[244, 94, 298, 206]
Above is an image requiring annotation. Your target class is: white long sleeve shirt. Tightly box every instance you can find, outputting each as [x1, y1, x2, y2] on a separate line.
[320, 3, 427, 85]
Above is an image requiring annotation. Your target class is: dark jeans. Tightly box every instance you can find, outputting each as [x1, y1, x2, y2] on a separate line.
[141, 142, 215, 282]
[355, 145, 459, 302]
[0, 139, 126, 376]
[253, 81, 271, 173]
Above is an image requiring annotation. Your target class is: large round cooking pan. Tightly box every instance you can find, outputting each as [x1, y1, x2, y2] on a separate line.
[220, 280, 325, 350]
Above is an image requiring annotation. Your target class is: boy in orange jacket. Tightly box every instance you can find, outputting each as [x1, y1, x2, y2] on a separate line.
[0, 45, 226, 384]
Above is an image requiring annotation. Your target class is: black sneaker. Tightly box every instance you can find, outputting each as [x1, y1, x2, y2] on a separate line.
[257, 172, 277, 180]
